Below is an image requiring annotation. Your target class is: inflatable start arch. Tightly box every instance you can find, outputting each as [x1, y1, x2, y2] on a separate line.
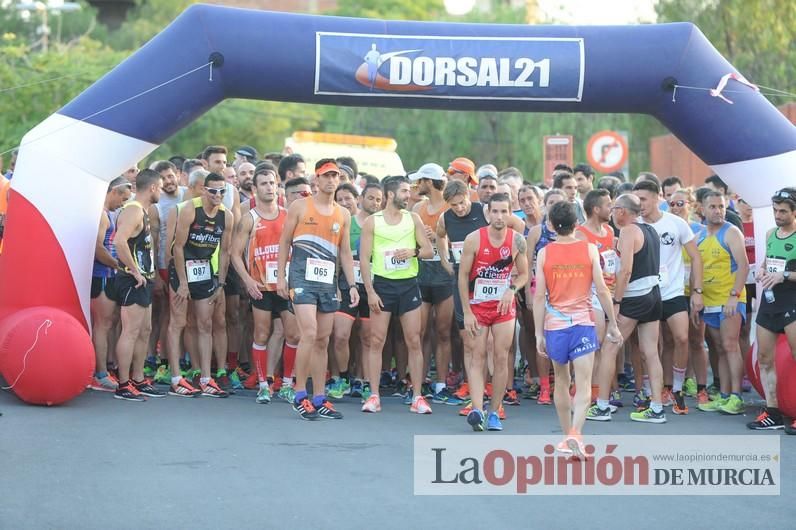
[1, 4, 795, 404]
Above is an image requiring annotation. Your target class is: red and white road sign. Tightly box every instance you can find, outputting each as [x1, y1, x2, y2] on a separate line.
[586, 130, 628, 174]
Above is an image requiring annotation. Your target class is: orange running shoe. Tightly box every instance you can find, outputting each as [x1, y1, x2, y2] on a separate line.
[503, 389, 520, 406]
[361, 395, 381, 413]
[201, 378, 229, 398]
[484, 383, 493, 399]
[661, 388, 675, 407]
[537, 387, 552, 405]
[498, 404, 506, 420]
[169, 377, 201, 397]
[459, 401, 473, 416]
[672, 391, 689, 415]
[454, 382, 470, 400]
[411, 396, 432, 414]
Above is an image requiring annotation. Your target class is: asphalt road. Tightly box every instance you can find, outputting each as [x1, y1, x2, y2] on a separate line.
[1, 387, 793, 529]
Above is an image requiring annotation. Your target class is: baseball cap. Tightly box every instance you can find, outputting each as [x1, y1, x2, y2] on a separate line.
[235, 145, 258, 161]
[409, 163, 445, 182]
[476, 164, 498, 180]
[448, 157, 476, 184]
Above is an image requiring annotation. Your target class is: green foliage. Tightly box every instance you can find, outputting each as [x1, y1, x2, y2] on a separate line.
[335, 0, 445, 21]
[107, 0, 192, 51]
[657, 0, 795, 89]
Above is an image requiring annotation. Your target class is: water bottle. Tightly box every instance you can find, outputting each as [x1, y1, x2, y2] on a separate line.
[764, 288, 775, 304]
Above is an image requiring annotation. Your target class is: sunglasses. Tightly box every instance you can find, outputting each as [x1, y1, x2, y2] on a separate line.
[448, 168, 465, 176]
[772, 190, 796, 203]
[668, 200, 686, 208]
[291, 190, 311, 197]
[205, 187, 226, 196]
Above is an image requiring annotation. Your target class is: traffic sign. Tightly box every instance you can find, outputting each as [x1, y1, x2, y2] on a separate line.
[586, 130, 628, 174]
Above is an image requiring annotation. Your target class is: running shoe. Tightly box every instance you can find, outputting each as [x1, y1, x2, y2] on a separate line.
[683, 377, 698, 398]
[327, 378, 346, 400]
[565, 435, 587, 459]
[361, 382, 372, 403]
[143, 357, 157, 378]
[421, 381, 434, 398]
[719, 394, 745, 415]
[453, 382, 470, 400]
[380, 371, 395, 388]
[784, 419, 796, 435]
[133, 380, 166, 398]
[403, 389, 414, 406]
[446, 371, 463, 389]
[661, 388, 675, 407]
[524, 382, 540, 400]
[234, 366, 250, 381]
[672, 391, 689, 415]
[215, 369, 232, 391]
[256, 386, 272, 404]
[707, 383, 721, 402]
[350, 379, 364, 398]
[89, 374, 118, 392]
[243, 372, 259, 390]
[696, 389, 709, 407]
[467, 408, 485, 432]
[586, 404, 611, 421]
[114, 382, 145, 402]
[497, 404, 506, 420]
[537, 387, 552, 405]
[617, 373, 636, 392]
[630, 407, 667, 424]
[201, 379, 229, 398]
[698, 396, 727, 412]
[609, 389, 623, 408]
[459, 401, 473, 416]
[486, 411, 503, 431]
[361, 395, 381, 413]
[317, 400, 343, 419]
[432, 387, 465, 406]
[484, 383, 493, 400]
[189, 369, 202, 389]
[293, 398, 319, 420]
[168, 378, 200, 397]
[153, 365, 171, 385]
[555, 440, 573, 455]
[741, 375, 752, 393]
[229, 369, 245, 390]
[277, 384, 296, 404]
[392, 379, 410, 398]
[340, 378, 351, 396]
[410, 396, 433, 414]
[503, 389, 521, 406]
[633, 391, 650, 410]
[746, 408, 784, 430]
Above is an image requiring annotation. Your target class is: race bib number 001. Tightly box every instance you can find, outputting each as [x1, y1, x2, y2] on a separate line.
[451, 242, 464, 264]
[474, 278, 509, 301]
[186, 259, 211, 283]
[305, 257, 335, 284]
[385, 250, 410, 271]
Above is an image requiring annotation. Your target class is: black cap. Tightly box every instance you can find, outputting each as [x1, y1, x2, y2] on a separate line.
[235, 145, 258, 161]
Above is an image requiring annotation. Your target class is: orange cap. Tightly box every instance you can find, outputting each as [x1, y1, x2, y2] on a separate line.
[448, 157, 476, 184]
[315, 161, 340, 176]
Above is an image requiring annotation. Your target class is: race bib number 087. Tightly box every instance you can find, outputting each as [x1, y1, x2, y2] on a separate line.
[186, 259, 211, 283]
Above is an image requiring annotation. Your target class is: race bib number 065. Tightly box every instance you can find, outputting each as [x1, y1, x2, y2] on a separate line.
[305, 257, 335, 284]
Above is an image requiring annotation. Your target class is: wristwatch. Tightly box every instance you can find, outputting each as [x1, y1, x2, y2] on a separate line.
[785, 271, 791, 281]
[413, 248, 419, 257]
[693, 288, 703, 295]
[508, 285, 517, 292]
[729, 289, 739, 297]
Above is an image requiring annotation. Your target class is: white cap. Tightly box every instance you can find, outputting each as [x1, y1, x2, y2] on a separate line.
[408, 163, 445, 182]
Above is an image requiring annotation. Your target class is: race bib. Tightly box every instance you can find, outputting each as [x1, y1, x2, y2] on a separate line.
[684, 263, 692, 286]
[746, 264, 756, 284]
[703, 305, 723, 314]
[423, 244, 441, 262]
[658, 265, 669, 286]
[305, 257, 335, 284]
[186, 259, 211, 283]
[384, 250, 410, 271]
[451, 242, 464, 264]
[767, 258, 786, 274]
[474, 278, 509, 301]
[265, 261, 279, 285]
[353, 260, 363, 284]
[601, 249, 618, 275]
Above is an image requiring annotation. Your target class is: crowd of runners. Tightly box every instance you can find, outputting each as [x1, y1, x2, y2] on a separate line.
[16, 143, 794, 452]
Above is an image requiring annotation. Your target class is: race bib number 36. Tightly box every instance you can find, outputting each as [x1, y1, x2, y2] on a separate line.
[305, 257, 335, 284]
[474, 278, 508, 301]
[186, 259, 211, 283]
[767, 258, 786, 274]
[385, 250, 410, 271]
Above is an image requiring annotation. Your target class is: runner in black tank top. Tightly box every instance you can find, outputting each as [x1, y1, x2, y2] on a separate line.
[588, 194, 667, 425]
[112, 169, 165, 401]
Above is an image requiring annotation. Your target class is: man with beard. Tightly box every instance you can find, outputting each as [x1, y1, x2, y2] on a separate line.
[237, 162, 256, 203]
[359, 176, 434, 414]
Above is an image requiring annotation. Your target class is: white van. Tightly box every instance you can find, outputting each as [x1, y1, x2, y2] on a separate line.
[284, 131, 404, 179]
